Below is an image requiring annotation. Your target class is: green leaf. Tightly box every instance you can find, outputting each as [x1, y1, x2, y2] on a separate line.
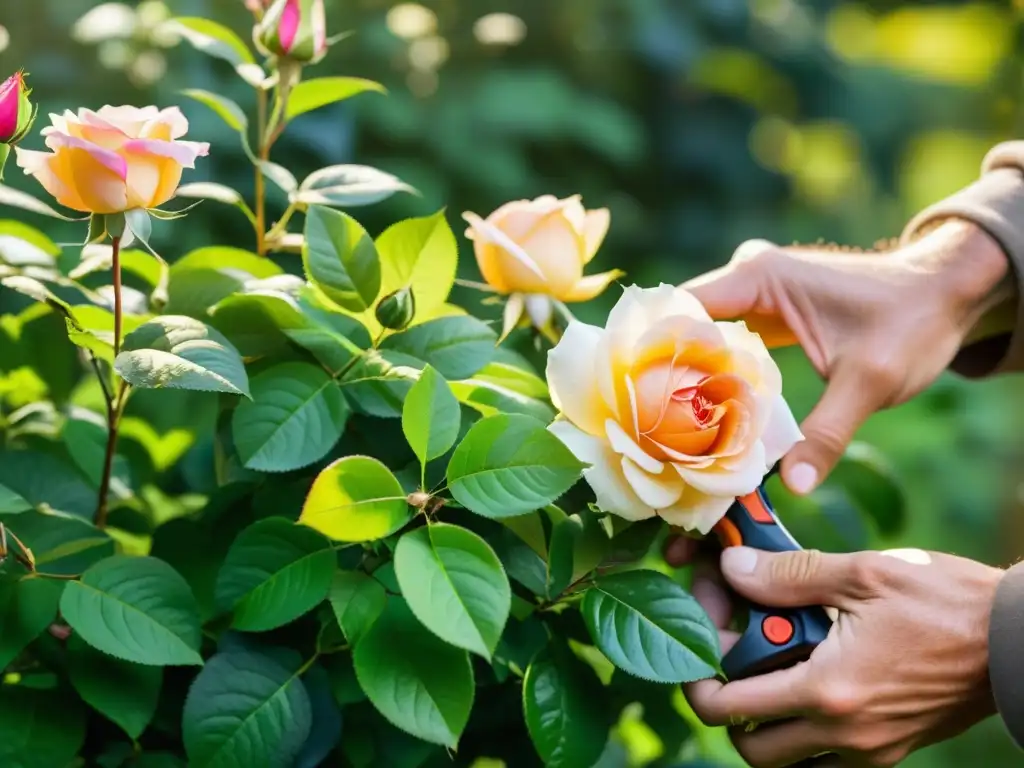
[394, 523, 511, 660]
[448, 378, 555, 423]
[0, 509, 113, 575]
[402, 365, 460, 468]
[299, 456, 411, 542]
[0, 183, 82, 220]
[0, 576, 64, 669]
[303, 206, 381, 313]
[474, 360, 549, 399]
[828, 442, 907, 537]
[354, 599, 474, 748]
[115, 315, 250, 397]
[62, 416, 132, 497]
[294, 664, 343, 768]
[165, 17, 257, 67]
[0, 482, 30, 514]
[60, 555, 204, 666]
[65, 305, 148, 365]
[328, 570, 386, 646]
[215, 517, 336, 632]
[447, 414, 585, 519]
[182, 89, 248, 133]
[381, 315, 496, 380]
[166, 246, 281, 317]
[294, 164, 415, 208]
[363, 210, 458, 334]
[546, 514, 582, 598]
[523, 642, 609, 768]
[340, 349, 421, 419]
[581, 570, 720, 684]
[174, 183, 256, 224]
[67, 633, 162, 739]
[259, 161, 299, 195]
[183, 650, 312, 768]
[0, 687, 86, 768]
[285, 77, 386, 120]
[232, 362, 350, 473]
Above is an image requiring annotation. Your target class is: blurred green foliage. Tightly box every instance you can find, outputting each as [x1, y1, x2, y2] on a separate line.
[2, 0, 1024, 764]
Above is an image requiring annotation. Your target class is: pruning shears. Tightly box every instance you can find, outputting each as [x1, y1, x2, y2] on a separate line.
[711, 465, 833, 681]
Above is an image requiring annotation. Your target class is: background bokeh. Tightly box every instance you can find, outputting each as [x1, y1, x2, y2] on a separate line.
[3, 0, 1024, 765]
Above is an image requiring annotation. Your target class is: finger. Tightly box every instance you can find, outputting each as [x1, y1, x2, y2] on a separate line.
[683, 239, 776, 318]
[720, 546, 878, 611]
[730, 720, 833, 768]
[780, 363, 887, 495]
[685, 662, 815, 726]
[662, 533, 698, 567]
[691, 573, 732, 628]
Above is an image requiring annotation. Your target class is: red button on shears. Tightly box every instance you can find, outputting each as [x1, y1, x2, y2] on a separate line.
[762, 615, 794, 646]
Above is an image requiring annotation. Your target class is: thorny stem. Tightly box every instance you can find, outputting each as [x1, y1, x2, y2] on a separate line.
[95, 235, 128, 530]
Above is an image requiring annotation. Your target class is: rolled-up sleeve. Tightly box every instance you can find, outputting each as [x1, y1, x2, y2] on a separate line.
[900, 141, 1024, 378]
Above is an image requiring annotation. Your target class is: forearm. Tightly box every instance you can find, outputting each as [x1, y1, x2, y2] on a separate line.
[901, 142, 1024, 377]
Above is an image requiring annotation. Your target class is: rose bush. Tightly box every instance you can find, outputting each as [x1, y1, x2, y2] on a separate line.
[0, 5, 906, 768]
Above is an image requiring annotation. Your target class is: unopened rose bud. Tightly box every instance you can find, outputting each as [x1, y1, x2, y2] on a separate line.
[375, 286, 416, 331]
[256, 0, 328, 64]
[0, 71, 35, 180]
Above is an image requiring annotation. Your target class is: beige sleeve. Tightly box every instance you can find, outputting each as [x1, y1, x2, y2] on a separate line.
[900, 141, 1024, 378]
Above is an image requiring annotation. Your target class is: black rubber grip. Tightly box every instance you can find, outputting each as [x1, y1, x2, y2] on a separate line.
[716, 483, 833, 681]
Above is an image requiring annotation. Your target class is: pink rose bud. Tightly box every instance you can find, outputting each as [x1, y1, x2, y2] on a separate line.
[0, 71, 35, 180]
[0, 71, 34, 145]
[257, 0, 328, 63]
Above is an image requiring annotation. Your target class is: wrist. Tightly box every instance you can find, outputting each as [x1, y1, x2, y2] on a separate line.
[902, 219, 1014, 330]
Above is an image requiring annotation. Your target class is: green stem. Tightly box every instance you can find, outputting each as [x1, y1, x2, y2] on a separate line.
[95, 381, 128, 529]
[255, 89, 268, 256]
[265, 202, 297, 243]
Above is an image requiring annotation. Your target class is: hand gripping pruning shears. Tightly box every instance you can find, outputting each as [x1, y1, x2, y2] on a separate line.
[711, 465, 833, 681]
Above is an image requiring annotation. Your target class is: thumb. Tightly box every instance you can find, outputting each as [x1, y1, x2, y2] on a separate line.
[781, 364, 885, 495]
[719, 547, 865, 611]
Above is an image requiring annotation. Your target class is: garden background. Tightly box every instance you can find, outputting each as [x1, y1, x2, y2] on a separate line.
[3, 0, 1024, 765]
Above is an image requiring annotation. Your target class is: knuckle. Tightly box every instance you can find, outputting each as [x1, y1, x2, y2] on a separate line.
[731, 239, 781, 268]
[848, 551, 892, 595]
[772, 549, 824, 587]
[803, 422, 850, 460]
[815, 681, 865, 719]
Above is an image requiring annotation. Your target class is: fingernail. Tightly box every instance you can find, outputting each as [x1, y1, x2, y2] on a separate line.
[787, 462, 818, 495]
[722, 546, 758, 575]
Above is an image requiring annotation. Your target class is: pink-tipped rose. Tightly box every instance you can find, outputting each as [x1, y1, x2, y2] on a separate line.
[0, 71, 35, 179]
[14, 105, 209, 215]
[257, 0, 327, 64]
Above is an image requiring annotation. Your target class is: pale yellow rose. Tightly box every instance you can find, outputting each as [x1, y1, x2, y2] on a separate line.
[14, 105, 209, 215]
[462, 195, 622, 326]
[546, 284, 804, 534]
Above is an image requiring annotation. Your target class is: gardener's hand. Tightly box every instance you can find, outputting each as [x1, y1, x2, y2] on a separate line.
[680, 546, 1001, 767]
[683, 220, 1011, 495]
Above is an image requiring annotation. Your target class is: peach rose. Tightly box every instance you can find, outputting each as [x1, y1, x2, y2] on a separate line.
[462, 195, 622, 325]
[14, 105, 209, 214]
[546, 284, 803, 534]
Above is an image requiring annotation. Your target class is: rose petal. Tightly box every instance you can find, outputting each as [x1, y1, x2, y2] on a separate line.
[621, 456, 685, 509]
[546, 321, 611, 437]
[463, 211, 547, 293]
[761, 393, 804, 466]
[550, 421, 655, 522]
[582, 208, 610, 263]
[14, 148, 86, 211]
[140, 106, 190, 140]
[605, 419, 663, 474]
[659, 488, 734, 535]
[92, 105, 161, 137]
[44, 132, 128, 181]
[561, 270, 623, 303]
[122, 138, 209, 169]
[516, 208, 586, 297]
[674, 438, 766, 496]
